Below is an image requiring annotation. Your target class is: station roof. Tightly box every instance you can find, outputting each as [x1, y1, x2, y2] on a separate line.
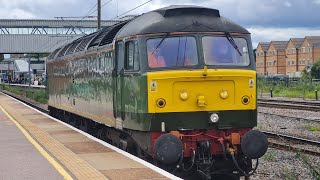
[0, 19, 121, 27]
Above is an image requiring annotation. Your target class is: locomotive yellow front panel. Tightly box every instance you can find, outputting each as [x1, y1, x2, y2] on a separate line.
[147, 69, 256, 113]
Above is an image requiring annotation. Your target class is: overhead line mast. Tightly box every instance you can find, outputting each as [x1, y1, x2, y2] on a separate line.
[97, 0, 101, 30]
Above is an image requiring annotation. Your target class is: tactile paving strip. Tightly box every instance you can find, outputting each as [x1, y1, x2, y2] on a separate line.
[0, 97, 107, 180]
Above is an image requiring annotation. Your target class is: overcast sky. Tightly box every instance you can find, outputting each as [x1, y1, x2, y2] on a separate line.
[1, 0, 320, 48]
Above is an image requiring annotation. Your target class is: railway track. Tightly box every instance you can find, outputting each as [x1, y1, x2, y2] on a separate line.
[258, 98, 320, 111]
[4, 90, 320, 159]
[262, 131, 320, 157]
[0, 90, 48, 113]
[258, 112, 320, 123]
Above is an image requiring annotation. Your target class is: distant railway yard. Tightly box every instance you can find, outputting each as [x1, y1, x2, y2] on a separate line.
[253, 97, 320, 180]
[1, 86, 320, 180]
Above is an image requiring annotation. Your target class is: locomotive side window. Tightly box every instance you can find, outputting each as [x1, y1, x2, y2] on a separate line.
[147, 36, 198, 68]
[116, 42, 124, 71]
[125, 41, 139, 71]
[202, 36, 250, 66]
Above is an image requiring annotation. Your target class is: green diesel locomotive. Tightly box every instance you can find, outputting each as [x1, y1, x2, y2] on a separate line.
[47, 5, 268, 179]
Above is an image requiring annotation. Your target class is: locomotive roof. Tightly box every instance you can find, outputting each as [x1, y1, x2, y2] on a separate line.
[116, 5, 249, 38]
[50, 5, 249, 59]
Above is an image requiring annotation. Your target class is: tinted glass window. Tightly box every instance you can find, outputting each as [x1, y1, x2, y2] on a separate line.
[147, 36, 198, 68]
[116, 42, 124, 71]
[125, 41, 139, 71]
[202, 36, 250, 66]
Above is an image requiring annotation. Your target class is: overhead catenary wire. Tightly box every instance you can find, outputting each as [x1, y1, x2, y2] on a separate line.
[110, 0, 152, 20]
[87, 0, 113, 17]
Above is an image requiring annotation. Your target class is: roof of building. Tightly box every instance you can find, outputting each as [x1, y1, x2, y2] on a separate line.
[305, 36, 320, 45]
[270, 41, 288, 50]
[257, 42, 270, 51]
[14, 59, 31, 72]
[0, 19, 121, 27]
[289, 38, 304, 48]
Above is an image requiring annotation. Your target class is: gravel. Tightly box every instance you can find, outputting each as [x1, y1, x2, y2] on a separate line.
[257, 107, 320, 141]
[253, 100, 320, 180]
[249, 148, 320, 180]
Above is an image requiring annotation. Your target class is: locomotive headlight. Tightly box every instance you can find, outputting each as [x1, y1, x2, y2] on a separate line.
[180, 91, 188, 101]
[210, 113, 219, 123]
[220, 89, 229, 99]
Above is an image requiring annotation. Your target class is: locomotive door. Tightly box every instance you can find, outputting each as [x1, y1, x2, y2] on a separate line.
[113, 41, 125, 122]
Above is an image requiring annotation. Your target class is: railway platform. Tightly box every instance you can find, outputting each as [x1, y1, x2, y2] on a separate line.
[0, 92, 179, 180]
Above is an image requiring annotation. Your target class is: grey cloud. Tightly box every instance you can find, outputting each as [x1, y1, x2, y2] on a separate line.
[0, 0, 318, 28]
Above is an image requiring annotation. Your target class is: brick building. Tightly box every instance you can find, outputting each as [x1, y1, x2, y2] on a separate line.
[265, 41, 288, 75]
[256, 42, 270, 75]
[285, 38, 304, 75]
[298, 36, 320, 71]
[256, 36, 320, 77]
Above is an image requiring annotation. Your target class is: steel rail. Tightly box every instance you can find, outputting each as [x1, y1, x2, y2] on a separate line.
[262, 131, 320, 156]
[258, 112, 320, 123]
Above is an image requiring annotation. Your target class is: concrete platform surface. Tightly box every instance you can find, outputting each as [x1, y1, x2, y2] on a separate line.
[0, 92, 177, 180]
[0, 108, 63, 180]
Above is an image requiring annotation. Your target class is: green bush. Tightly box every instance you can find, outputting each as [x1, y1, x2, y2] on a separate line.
[2, 85, 48, 104]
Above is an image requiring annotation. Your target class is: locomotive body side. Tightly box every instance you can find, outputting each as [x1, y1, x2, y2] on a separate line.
[47, 5, 268, 179]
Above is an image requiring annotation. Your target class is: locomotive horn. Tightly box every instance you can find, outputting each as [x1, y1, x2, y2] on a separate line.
[241, 130, 268, 159]
[154, 133, 183, 164]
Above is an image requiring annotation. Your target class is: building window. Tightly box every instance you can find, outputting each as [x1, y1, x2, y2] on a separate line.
[273, 61, 276, 66]
[307, 59, 310, 65]
[288, 61, 290, 65]
[273, 50, 275, 55]
[302, 47, 305, 53]
[302, 60, 305, 64]
[261, 52, 264, 56]
[287, 49, 290, 54]
[292, 48, 295, 53]
[292, 60, 294, 65]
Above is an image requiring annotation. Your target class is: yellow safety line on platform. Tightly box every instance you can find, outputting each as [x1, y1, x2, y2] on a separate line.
[0, 105, 73, 180]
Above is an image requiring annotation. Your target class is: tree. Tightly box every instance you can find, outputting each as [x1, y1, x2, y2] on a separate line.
[311, 60, 320, 79]
[299, 69, 314, 100]
[257, 76, 267, 97]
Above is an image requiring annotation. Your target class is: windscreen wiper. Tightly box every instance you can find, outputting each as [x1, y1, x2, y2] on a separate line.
[151, 32, 170, 55]
[225, 32, 242, 56]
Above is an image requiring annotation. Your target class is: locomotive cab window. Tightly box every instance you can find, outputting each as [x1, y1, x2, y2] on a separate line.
[147, 36, 198, 68]
[125, 41, 139, 71]
[202, 36, 250, 66]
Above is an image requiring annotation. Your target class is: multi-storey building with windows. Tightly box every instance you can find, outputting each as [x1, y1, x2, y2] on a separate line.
[285, 38, 304, 75]
[256, 36, 320, 77]
[265, 41, 287, 75]
[298, 36, 320, 71]
[256, 42, 270, 75]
